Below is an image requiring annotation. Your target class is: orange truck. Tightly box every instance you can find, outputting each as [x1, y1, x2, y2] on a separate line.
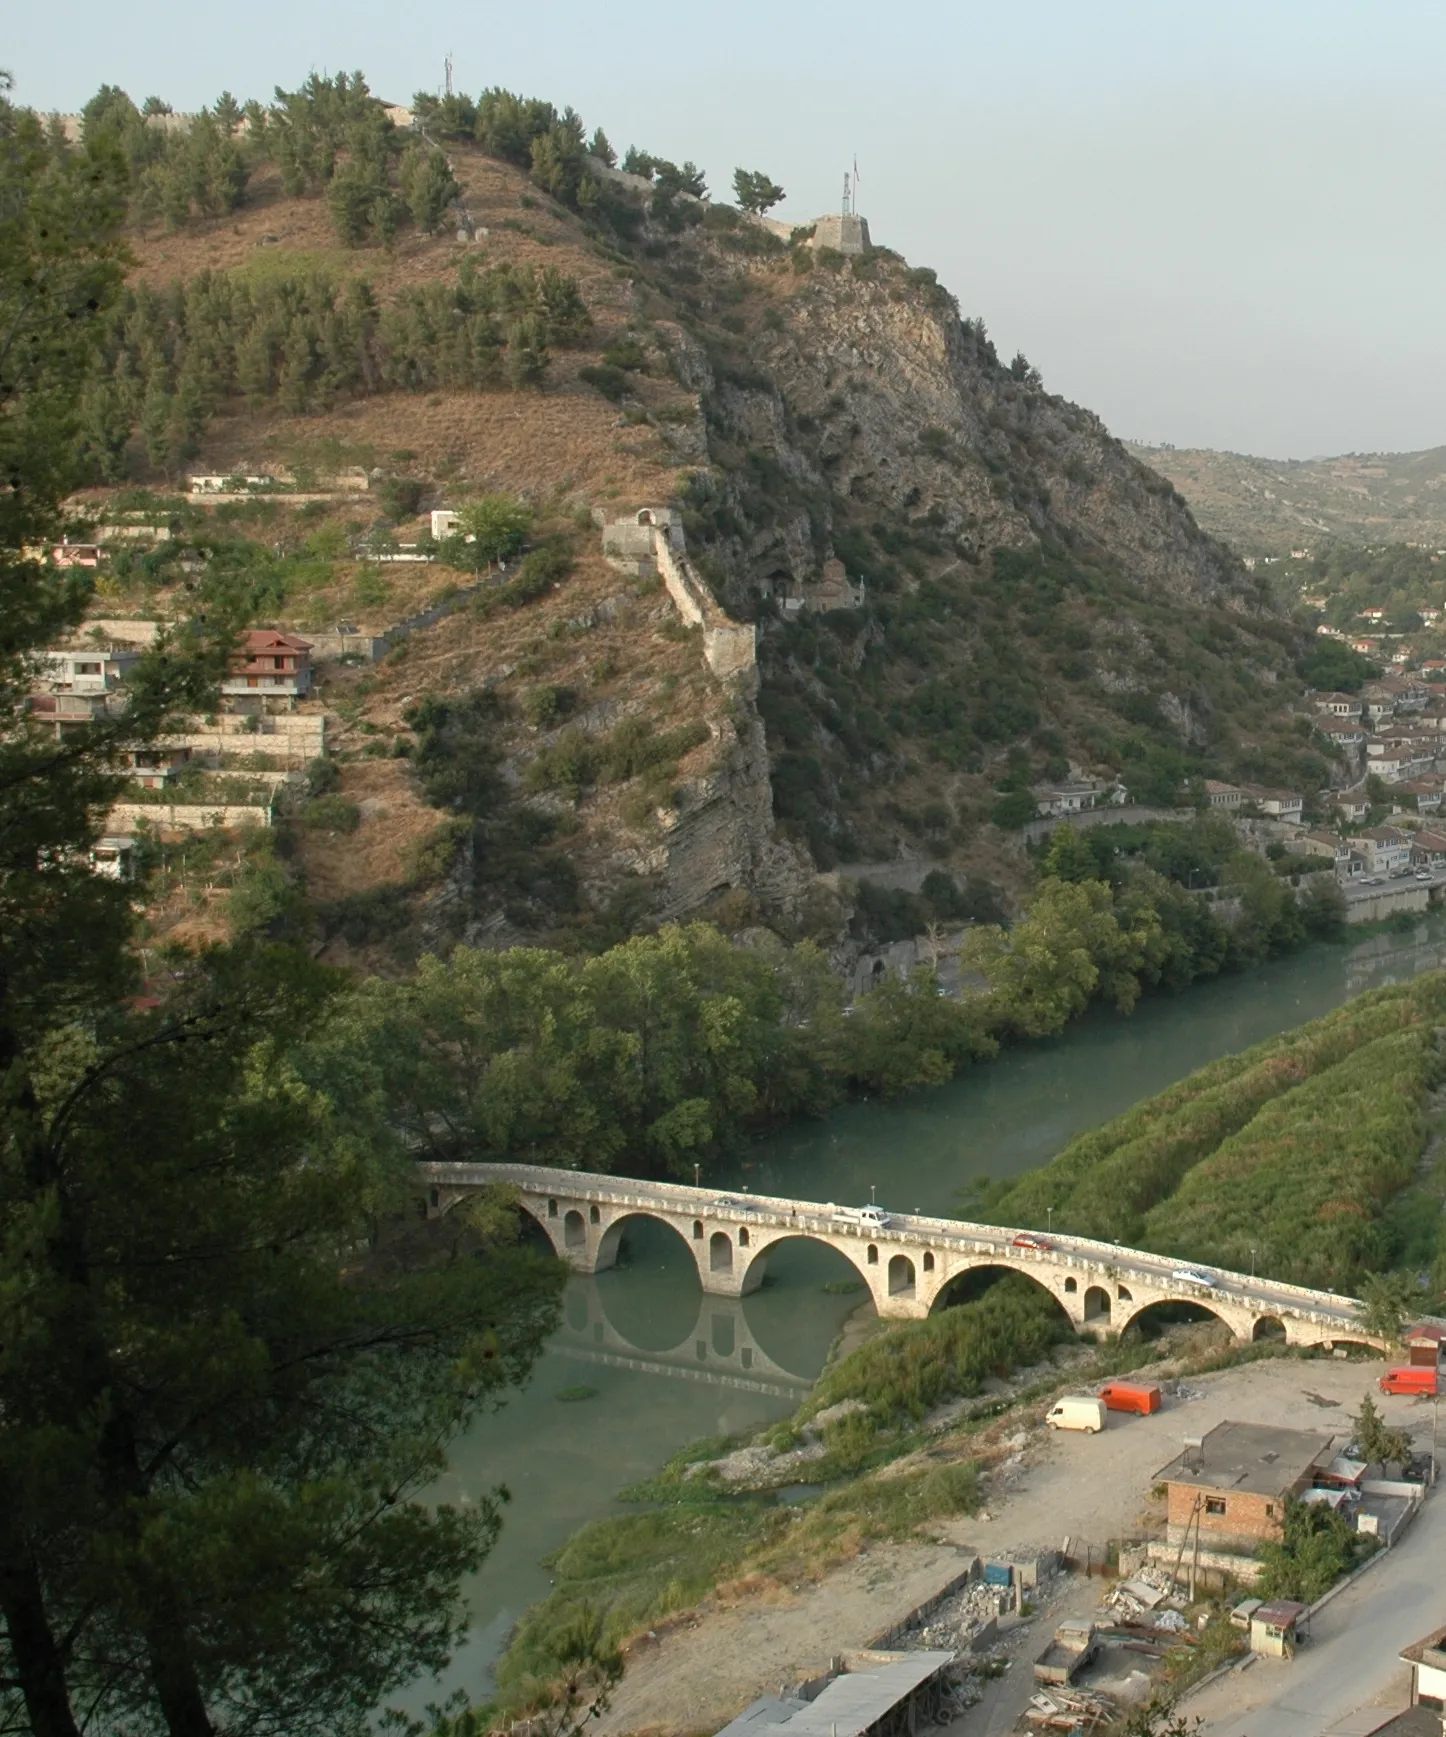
[1097, 1380, 1163, 1416]
[1379, 1367, 1438, 1397]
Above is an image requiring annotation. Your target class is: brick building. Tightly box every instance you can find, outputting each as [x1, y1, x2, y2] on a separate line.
[1155, 1422, 1337, 1556]
[221, 630, 313, 703]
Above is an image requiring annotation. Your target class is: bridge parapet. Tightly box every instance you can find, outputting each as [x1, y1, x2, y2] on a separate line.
[419, 1161, 1424, 1351]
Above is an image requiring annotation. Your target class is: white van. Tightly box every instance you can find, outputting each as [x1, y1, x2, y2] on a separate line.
[1047, 1396, 1107, 1433]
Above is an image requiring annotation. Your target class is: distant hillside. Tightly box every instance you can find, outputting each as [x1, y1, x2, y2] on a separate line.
[1129, 443, 1446, 556]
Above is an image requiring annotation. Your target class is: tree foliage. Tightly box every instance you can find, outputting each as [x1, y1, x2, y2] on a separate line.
[731, 168, 784, 215]
[0, 85, 565, 1737]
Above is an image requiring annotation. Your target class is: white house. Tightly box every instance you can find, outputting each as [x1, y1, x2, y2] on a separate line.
[1357, 826, 1413, 877]
[1204, 780, 1244, 808]
[1312, 692, 1364, 719]
[1243, 787, 1304, 822]
[41, 648, 141, 695]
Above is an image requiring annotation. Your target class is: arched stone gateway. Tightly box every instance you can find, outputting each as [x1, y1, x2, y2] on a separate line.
[422, 1162, 1408, 1349]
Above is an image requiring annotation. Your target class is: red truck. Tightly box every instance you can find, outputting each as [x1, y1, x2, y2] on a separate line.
[1379, 1367, 1438, 1397]
[1097, 1380, 1162, 1416]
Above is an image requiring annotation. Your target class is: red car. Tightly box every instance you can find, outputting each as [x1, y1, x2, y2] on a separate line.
[1012, 1232, 1052, 1252]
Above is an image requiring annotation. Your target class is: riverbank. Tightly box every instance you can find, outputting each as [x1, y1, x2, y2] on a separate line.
[421, 914, 1446, 1720]
[584, 1341, 1405, 1736]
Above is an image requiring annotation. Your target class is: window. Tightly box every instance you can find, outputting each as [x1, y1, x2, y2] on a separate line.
[1205, 1497, 1226, 1516]
[1265, 1503, 1276, 1519]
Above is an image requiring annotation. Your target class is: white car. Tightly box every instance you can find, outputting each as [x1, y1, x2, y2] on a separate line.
[836, 1204, 893, 1229]
[1171, 1266, 1220, 1289]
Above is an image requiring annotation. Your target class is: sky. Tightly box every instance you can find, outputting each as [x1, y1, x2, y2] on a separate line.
[10, 0, 1445, 459]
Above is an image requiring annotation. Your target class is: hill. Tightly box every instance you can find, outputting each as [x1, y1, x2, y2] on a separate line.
[1128, 442, 1446, 557]
[972, 972, 1446, 1294]
[54, 80, 1334, 961]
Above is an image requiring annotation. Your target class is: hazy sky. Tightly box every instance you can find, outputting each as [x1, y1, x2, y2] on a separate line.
[10, 0, 1444, 459]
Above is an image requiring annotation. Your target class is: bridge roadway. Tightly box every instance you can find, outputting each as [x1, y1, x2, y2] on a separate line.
[421, 1162, 1387, 1350]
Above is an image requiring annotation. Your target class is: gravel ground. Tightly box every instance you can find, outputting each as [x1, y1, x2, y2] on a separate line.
[597, 1353, 1401, 1736]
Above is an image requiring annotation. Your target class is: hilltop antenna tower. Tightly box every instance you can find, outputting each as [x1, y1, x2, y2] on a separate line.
[444, 51, 454, 96]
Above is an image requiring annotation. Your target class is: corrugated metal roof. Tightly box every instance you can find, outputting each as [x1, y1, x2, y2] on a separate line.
[775, 1653, 956, 1737]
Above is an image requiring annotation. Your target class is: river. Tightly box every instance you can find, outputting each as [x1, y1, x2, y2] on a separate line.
[415, 914, 1446, 1710]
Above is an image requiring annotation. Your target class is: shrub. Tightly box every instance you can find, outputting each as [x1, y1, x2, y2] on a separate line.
[300, 793, 361, 833]
[579, 363, 628, 403]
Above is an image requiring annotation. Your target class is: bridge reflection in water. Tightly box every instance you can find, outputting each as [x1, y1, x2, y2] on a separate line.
[550, 1219, 869, 1400]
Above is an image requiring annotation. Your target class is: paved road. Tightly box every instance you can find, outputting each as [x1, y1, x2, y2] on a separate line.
[1195, 1458, 1445, 1737]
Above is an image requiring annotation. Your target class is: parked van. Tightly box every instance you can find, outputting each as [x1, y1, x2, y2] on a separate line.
[1379, 1367, 1438, 1397]
[1047, 1396, 1107, 1433]
[1098, 1380, 1162, 1416]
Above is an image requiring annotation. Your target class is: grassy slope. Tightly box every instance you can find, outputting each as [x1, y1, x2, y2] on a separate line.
[101, 135, 1331, 944]
[983, 971, 1446, 1289]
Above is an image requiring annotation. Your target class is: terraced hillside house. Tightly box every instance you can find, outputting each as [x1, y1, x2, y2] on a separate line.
[1156, 1422, 1337, 1555]
[222, 630, 313, 705]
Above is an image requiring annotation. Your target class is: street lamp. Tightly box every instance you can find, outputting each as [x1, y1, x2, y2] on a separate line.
[1047, 1206, 1054, 1234]
[1250, 1247, 1257, 1280]
[693, 1163, 701, 1188]
[870, 1182, 877, 1206]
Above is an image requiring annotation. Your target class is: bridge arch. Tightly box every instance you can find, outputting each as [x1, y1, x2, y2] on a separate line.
[1083, 1284, 1112, 1324]
[888, 1253, 916, 1299]
[1253, 1314, 1286, 1342]
[738, 1232, 875, 1309]
[1119, 1296, 1231, 1340]
[928, 1262, 1073, 1328]
[594, 1209, 697, 1278]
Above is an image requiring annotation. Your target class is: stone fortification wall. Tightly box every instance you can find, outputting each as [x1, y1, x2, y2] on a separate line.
[653, 539, 757, 681]
[601, 510, 756, 682]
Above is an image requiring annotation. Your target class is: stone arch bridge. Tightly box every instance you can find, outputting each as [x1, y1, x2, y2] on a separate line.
[421, 1162, 1389, 1350]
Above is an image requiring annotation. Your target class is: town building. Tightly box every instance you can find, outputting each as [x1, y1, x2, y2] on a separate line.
[1242, 787, 1304, 822]
[1411, 832, 1446, 869]
[1204, 780, 1244, 809]
[1155, 1421, 1337, 1556]
[221, 630, 313, 703]
[1250, 1600, 1308, 1659]
[1312, 693, 1364, 719]
[1032, 780, 1123, 818]
[1400, 1623, 1446, 1712]
[42, 648, 141, 695]
[1357, 826, 1414, 877]
[1403, 1323, 1446, 1368]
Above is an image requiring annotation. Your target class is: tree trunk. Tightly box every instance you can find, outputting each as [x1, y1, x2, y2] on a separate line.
[0, 1506, 84, 1737]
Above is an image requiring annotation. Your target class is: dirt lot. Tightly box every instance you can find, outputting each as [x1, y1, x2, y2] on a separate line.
[598, 1352, 1413, 1736]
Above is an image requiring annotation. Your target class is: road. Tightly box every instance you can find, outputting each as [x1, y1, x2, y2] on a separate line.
[1342, 868, 1444, 906]
[1192, 1453, 1445, 1737]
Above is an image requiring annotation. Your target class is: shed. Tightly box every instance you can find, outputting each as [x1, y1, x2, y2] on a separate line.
[1404, 1324, 1446, 1369]
[1399, 1621, 1446, 1709]
[1251, 1599, 1308, 1658]
[712, 1652, 956, 1737]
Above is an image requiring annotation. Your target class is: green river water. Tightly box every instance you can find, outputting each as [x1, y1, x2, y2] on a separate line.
[414, 915, 1446, 1709]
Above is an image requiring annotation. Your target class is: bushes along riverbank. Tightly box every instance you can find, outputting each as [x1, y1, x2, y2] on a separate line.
[972, 972, 1446, 1292]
